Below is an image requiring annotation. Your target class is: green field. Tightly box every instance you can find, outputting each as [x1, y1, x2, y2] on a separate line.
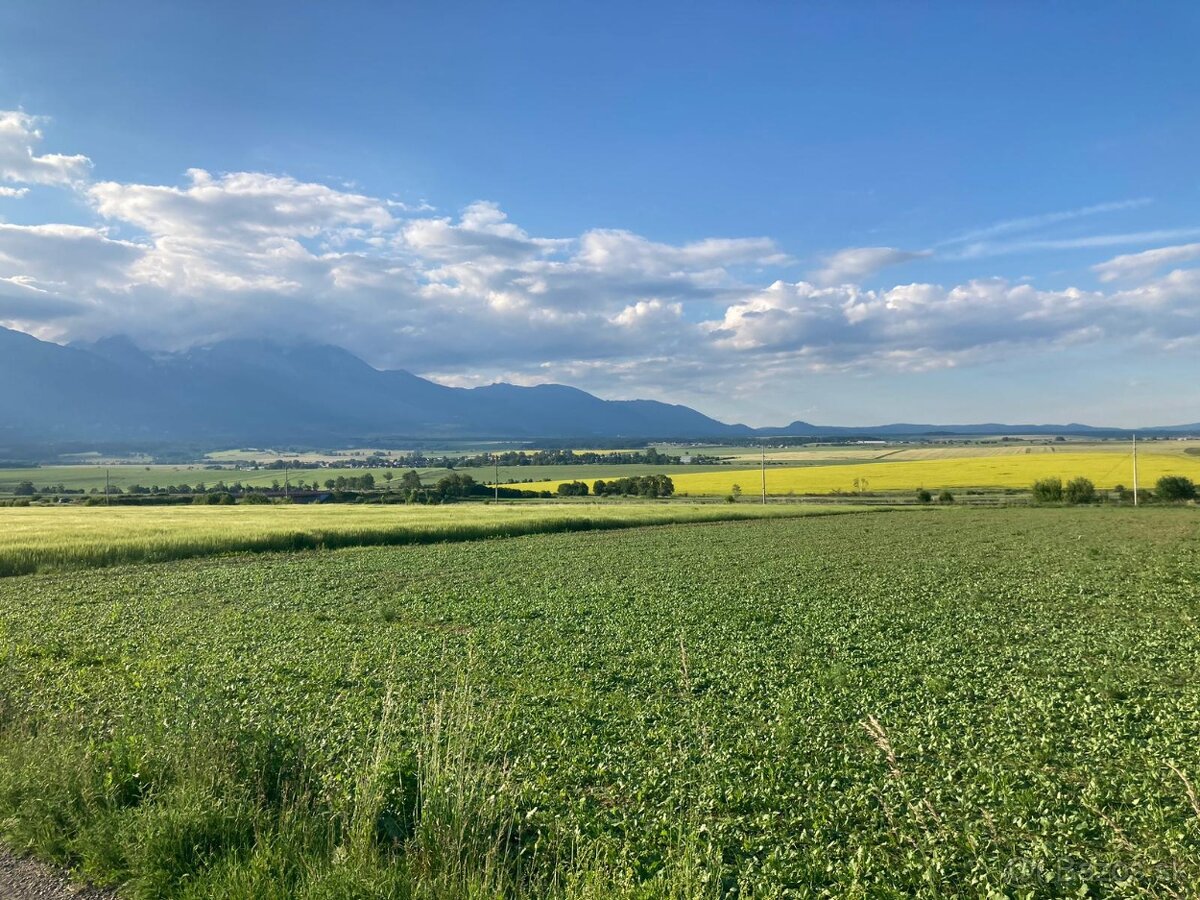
[7, 440, 1195, 498]
[1, 508, 1198, 896]
[0, 502, 865, 577]
[0, 463, 732, 495]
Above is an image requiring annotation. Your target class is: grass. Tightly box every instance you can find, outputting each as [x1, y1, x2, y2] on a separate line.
[0, 507, 1198, 895]
[513, 449, 1200, 495]
[0, 502, 874, 577]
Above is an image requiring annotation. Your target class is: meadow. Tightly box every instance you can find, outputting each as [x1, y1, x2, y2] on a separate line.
[0, 508, 1197, 897]
[0, 502, 865, 577]
[514, 448, 1200, 497]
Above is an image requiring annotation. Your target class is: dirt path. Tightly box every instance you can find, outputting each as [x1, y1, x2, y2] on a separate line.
[0, 847, 115, 899]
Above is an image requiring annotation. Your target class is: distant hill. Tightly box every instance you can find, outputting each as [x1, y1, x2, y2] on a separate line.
[0, 327, 1195, 448]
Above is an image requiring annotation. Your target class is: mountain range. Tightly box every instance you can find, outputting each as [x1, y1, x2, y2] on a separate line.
[0, 326, 1196, 448]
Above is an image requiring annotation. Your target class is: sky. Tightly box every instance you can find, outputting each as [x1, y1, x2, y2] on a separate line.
[0, 2, 1197, 427]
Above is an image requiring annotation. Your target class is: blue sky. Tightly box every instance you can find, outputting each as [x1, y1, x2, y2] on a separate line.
[0, 2, 1197, 426]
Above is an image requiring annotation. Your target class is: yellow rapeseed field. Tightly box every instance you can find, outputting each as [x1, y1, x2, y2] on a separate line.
[511, 450, 1200, 496]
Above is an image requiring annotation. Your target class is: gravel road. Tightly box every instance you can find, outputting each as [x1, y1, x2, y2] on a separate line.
[0, 848, 115, 899]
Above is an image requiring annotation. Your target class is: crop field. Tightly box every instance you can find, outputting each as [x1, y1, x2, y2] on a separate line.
[0, 508, 1197, 897]
[0, 463, 732, 495]
[514, 449, 1200, 496]
[0, 502, 866, 577]
[0, 464, 410, 493]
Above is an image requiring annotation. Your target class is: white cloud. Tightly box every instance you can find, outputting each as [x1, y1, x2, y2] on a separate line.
[941, 198, 1152, 246]
[0, 186, 29, 198]
[1093, 243, 1200, 283]
[952, 227, 1200, 260]
[813, 246, 929, 285]
[0, 111, 92, 185]
[576, 230, 786, 274]
[88, 168, 394, 243]
[705, 273, 1199, 372]
[1, 110, 1198, 406]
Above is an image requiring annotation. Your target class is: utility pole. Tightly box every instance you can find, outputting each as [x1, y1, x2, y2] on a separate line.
[494, 453, 499, 501]
[1132, 433, 1139, 507]
[761, 443, 767, 505]
[284, 466, 290, 500]
[105, 468, 110, 507]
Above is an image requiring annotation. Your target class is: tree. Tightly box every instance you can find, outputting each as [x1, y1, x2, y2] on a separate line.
[433, 473, 475, 501]
[915, 488, 932, 504]
[730, 484, 742, 502]
[1155, 475, 1197, 502]
[1031, 477, 1063, 503]
[400, 470, 423, 492]
[383, 471, 394, 489]
[557, 480, 589, 497]
[1064, 477, 1096, 504]
[938, 490, 954, 503]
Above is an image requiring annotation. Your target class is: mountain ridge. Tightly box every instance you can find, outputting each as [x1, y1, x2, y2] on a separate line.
[2, 327, 1196, 446]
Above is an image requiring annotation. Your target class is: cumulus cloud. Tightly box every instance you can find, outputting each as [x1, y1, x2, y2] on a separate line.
[812, 246, 929, 285]
[0, 186, 29, 198]
[89, 168, 394, 243]
[0, 111, 92, 185]
[705, 273, 1199, 371]
[1093, 243, 1200, 283]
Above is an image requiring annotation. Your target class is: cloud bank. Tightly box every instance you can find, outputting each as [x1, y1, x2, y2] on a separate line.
[0, 111, 1197, 403]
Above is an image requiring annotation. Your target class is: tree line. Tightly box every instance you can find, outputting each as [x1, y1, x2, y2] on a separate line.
[550, 475, 676, 498]
[1031, 474, 1196, 504]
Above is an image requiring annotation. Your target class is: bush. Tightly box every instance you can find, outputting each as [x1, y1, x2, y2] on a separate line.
[915, 489, 932, 504]
[1031, 477, 1063, 503]
[1155, 475, 1197, 502]
[938, 490, 954, 504]
[556, 481, 589, 497]
[1064, 477, 1096, 505]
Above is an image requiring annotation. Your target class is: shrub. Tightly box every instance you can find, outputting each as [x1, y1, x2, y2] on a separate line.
[1155, 475, 1197, 502]
[1064, 477, 1096, 505]
[915, 489, 932, 504]
[1031, 478, 1063, 503]
[938, 490, 954, 504]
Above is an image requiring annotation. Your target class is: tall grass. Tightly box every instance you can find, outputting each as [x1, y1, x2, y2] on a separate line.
[0, 683, 721, 898]
[0, 503, 880, 577]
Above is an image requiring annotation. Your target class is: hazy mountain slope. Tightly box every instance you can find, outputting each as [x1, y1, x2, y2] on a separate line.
[2, 328, 1194, 446]
[0, 328, 741, 443]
